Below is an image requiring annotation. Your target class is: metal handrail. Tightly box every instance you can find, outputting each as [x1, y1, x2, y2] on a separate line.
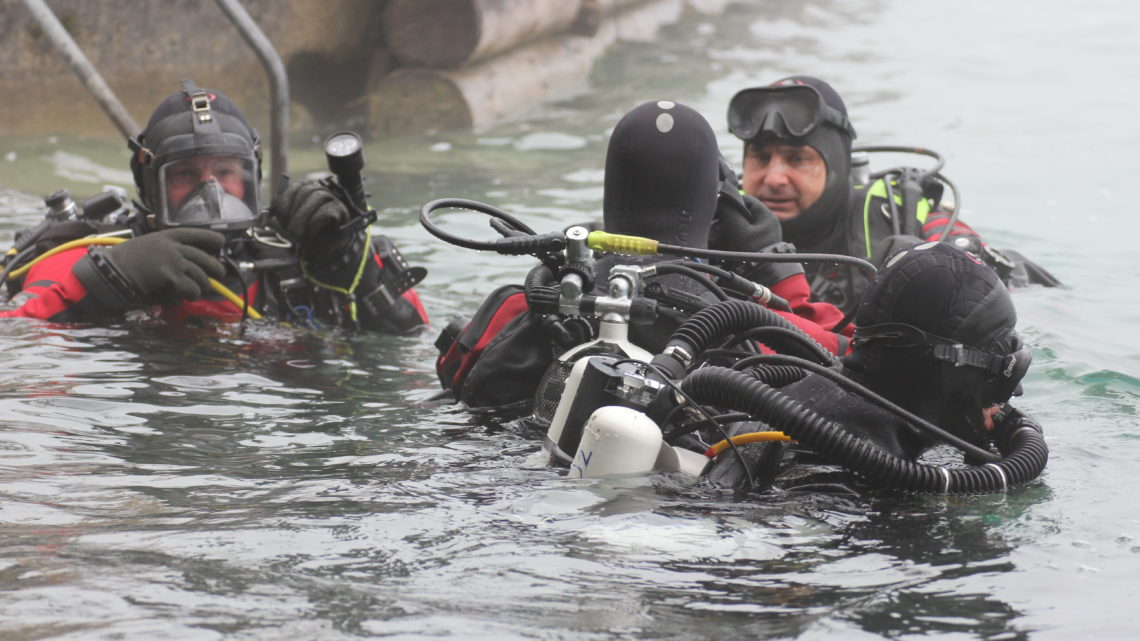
[19, 0, 141, 139]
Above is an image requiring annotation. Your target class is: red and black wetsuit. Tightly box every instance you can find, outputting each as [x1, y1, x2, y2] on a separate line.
[1, 234, 428, 333]
[434, 267, 852, 410]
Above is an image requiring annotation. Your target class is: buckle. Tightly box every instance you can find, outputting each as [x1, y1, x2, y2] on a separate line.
[190, 92, 213, 123]
[932, 342, 966, 366]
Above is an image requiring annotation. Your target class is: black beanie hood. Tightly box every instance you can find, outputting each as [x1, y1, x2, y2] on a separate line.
[740, 75, 854, 246]
[603, 100, 720, 249]
[856, 241, 1017, 353]
[846, 242, 1022, 449]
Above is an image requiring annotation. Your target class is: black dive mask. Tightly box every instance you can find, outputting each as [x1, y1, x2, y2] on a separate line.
[728, 84, 856, 145]
[853, 322, 1032, 405]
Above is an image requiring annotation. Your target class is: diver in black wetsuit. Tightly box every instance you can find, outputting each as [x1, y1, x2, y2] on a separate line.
[434, 100, 850, 411]
[712, 75, 1061, 313]
[703, 241, 1046, 493]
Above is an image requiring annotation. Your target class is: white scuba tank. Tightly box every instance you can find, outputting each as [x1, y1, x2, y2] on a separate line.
[569, 406, 663, 478]
[543, 317, 654, 459]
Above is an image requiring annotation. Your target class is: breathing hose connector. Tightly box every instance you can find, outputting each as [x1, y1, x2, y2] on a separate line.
[493, 232, 567, 256]
[588, 231, 659, 255]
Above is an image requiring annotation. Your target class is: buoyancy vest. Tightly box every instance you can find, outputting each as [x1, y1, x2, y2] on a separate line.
[803, 176, 934, 313]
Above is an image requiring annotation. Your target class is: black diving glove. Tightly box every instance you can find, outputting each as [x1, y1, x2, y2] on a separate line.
[709, 192, 804, 287]
[74, 228, 226, 311]
[270, 180, 362, 267]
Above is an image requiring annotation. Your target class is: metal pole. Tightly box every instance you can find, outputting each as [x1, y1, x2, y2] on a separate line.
[19, 0, 141, 139]
[213, 0, 290, 197]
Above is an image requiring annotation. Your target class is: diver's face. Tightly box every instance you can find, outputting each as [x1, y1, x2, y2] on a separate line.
[741, 142, 827, 220]
[164, 155, 246, 211]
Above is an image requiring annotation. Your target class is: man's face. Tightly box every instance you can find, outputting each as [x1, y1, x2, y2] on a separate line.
[741, 142, 827, 220]
[164, 155, 246, 211]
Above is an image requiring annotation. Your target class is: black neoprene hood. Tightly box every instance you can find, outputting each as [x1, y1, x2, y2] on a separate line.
[733, 75, 855, 245]
[856, 241, 1018, 354]
[603, 100, 720, 249]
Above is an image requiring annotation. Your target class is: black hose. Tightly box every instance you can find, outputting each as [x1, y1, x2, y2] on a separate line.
[667, 260, 792, 312]
[742, 364, 808, 388]
[683, 367, 1047, 494]
[855, 145, 946, 185]
[728, 352, 999, 462]
[522, 263, 563, 317]
[646, 263, 730, 301]
[420, 198, 567, 258]
[665, 299, 837, 369]
[724, 326, 836, 366]
[929, 171, 963, 243]
[656, 244, 878, 285]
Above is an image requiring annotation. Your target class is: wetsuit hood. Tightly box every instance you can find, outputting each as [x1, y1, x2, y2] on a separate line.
[603, 100, 719, 249]
[846, 242, 1026, 449]
[732, 76, 854, 248]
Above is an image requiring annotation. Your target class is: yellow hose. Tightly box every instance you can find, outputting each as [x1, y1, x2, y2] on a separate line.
[6, 236, 262, 320]
[704, 431, 793, 458]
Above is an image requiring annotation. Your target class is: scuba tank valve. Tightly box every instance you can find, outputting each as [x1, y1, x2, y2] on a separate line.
[45, 189, 79, 221]
[850, 151, 871, 186]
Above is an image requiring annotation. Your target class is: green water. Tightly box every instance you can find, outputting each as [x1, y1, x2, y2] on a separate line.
[2, 1, 1139, 639]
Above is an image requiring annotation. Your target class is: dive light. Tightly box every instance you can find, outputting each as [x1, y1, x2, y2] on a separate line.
[323, 131, 368, 214]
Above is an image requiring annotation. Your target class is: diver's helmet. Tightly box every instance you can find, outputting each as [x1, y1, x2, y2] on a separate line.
[129, 79, 260, 232]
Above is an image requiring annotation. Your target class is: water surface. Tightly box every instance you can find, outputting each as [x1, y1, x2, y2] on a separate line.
[2, 1, 1139, 639]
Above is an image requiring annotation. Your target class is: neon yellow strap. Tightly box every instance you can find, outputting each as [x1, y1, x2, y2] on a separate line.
[862, 179, 934, 258]
[300, 227, 372, 323]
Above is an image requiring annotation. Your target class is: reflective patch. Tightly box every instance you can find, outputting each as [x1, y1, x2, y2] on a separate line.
[885, 249, 909, 268]
[656, 100, 675, 110]
[656, 113, 674, 133]
[6, 291, 36, 307]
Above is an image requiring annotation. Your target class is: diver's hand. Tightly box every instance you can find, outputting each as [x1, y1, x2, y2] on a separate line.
[710, 194, 803, 286]
[75, 228, 226, 310]
[710, 193, 783, 253]
[270, 180, 355, 263]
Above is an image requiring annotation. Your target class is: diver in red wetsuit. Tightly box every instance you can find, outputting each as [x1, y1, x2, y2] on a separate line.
[1, 80, 427, 333]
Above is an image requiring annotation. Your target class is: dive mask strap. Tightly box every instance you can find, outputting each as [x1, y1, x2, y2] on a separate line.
[855, 322, 1015, 376]
[179, 79, 222, 136]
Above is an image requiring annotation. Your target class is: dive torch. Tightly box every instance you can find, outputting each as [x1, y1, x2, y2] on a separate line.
[324, 131, 367, 212]
[323, 131, 376, 233]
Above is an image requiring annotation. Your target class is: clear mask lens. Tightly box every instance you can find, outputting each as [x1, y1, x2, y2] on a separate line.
[158, 154, 258, 229]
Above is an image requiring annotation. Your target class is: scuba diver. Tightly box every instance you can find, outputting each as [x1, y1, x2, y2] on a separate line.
[697, 240, 1046, 493]
[420, 101, 1047, 493]
[0, 80, 428, 333]
[433, 99, 852, 411]
[716, 75, 1061, 313]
